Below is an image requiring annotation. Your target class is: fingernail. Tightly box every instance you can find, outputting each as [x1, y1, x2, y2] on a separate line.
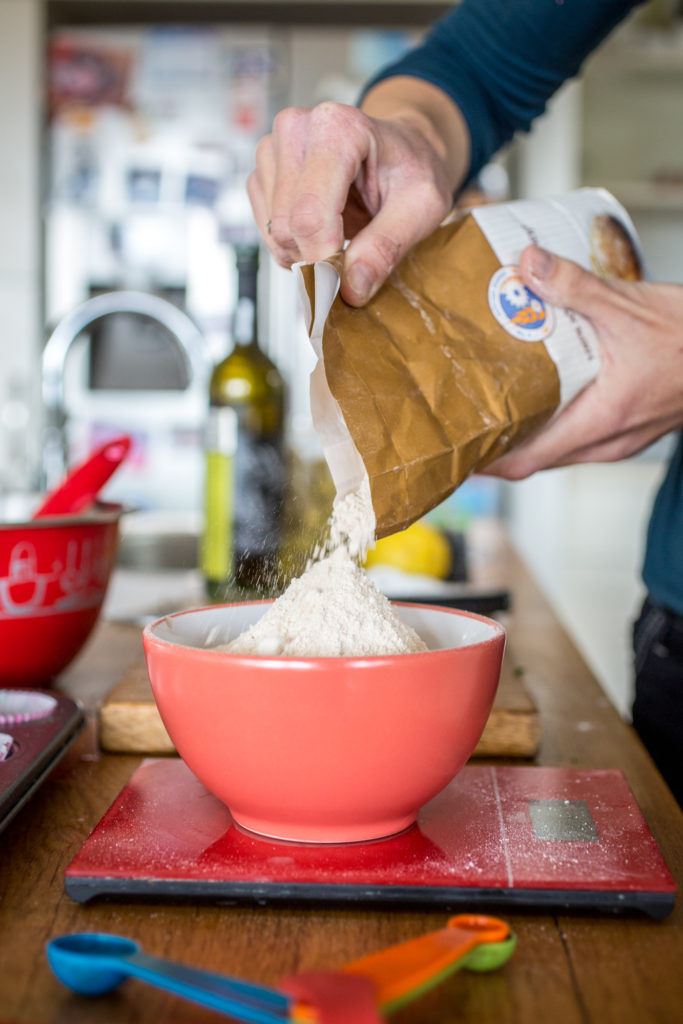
[346, 261, 375, 303]
[528, 247, 555, 281]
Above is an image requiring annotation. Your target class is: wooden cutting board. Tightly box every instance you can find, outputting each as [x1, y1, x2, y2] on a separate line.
[98, 652, 540, 759]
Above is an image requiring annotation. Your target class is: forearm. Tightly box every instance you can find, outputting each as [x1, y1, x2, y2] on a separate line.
[360, 76, 471, 197]
[364, 0, 642, 182]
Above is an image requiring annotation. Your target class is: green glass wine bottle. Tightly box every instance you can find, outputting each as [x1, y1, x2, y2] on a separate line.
[202, 244, 286, 597]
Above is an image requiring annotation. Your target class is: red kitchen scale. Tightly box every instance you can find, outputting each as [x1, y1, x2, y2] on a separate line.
[65, 759, 676, 919]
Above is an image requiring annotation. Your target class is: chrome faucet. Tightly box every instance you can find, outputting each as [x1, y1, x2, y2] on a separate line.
[41, 291, 208, 490]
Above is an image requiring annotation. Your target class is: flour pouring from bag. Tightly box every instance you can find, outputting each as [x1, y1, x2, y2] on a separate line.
[295, 187, 644, 540]
[219, 480, 428, 657]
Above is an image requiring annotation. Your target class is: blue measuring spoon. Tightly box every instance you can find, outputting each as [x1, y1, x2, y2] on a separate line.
[46, 932, 292, 1024]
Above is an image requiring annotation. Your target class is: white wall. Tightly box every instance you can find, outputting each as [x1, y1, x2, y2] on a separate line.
[503, 458, 668, 718]
[0, 0, 42, 491]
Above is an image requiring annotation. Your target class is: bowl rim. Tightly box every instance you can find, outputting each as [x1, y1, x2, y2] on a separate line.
[142, 600, 507, 667]
[0, 500, 128, 531]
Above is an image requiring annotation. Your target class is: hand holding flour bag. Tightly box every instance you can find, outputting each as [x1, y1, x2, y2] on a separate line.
[295, 188, 643, 539]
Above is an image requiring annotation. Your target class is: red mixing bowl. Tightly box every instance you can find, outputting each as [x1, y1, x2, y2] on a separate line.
[143, 602, 506, 844]
[0, 497, 123, 686]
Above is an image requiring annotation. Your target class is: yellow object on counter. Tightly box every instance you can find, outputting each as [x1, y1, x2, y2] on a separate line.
[365, 520, 451, 580]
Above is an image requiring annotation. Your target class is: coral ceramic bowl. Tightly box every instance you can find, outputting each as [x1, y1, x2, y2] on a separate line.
[143, 602, 506, 844]
[0, 495, 123, 687]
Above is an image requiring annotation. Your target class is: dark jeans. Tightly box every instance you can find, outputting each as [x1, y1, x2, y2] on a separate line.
[632, 597, 683, 808]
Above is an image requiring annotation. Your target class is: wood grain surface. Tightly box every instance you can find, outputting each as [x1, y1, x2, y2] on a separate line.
[98, 651, 540, 758]
[1, 521, 681, 1024]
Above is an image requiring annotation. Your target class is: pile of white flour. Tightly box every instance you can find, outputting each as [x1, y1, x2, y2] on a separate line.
[219, 479, 428, 658]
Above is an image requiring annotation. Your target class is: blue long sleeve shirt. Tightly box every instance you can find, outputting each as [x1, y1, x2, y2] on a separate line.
[367, 0, 683, 616]
[366, 0, 643, 183]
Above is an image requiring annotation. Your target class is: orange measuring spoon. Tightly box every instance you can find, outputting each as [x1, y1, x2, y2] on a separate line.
[286, 914, 516, 1022]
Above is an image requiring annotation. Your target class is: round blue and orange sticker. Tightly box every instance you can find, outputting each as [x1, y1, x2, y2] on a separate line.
[488, 266, 554, 342]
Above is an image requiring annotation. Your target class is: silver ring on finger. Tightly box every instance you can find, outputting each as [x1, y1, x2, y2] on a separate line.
[266, 218, 272, 235]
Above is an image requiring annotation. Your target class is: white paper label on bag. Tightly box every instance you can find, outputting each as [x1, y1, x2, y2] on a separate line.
[473, 187, 643, 406]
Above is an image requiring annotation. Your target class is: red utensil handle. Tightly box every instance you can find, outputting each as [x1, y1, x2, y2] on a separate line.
[35, 435, 132, 517]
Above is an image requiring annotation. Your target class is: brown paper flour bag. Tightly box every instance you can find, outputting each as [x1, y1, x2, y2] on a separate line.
[295, 188, 643, 539]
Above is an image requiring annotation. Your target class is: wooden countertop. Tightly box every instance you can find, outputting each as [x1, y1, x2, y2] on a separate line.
[1, 521, 682, 1023]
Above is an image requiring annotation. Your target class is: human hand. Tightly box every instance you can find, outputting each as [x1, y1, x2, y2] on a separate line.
[484, 245, 683, 478]
[247, 80, 468, 306]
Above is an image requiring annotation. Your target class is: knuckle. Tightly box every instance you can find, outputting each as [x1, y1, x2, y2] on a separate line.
[427, 178, 451, 210]
[311, 101, 368, 145]
[245, 170, 259, 200]
[497, 454, 534, 481]
[604, 391, 632, 429]
[290, 192, 329, 240]
[569, 261, 605, 298]
[273, 246, 297, 270]
[567, 263, 593, 290]
[368, 232, 403, 277]
[504, 462, 533, 482]
[311, 100, 352, 124]
[272, 105, 309, 137]
[268, 214, 293, 248]
[254, 134, 272, 164]
[266, 226, 300, 267]
[336, 144, 361, 176]
[412, 179, 450, 220]
[543, 261, 592, 306]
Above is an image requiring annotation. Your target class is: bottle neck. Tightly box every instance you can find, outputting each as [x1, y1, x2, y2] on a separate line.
[233, 249, 259, 348]
[233, 295, 257, 348]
